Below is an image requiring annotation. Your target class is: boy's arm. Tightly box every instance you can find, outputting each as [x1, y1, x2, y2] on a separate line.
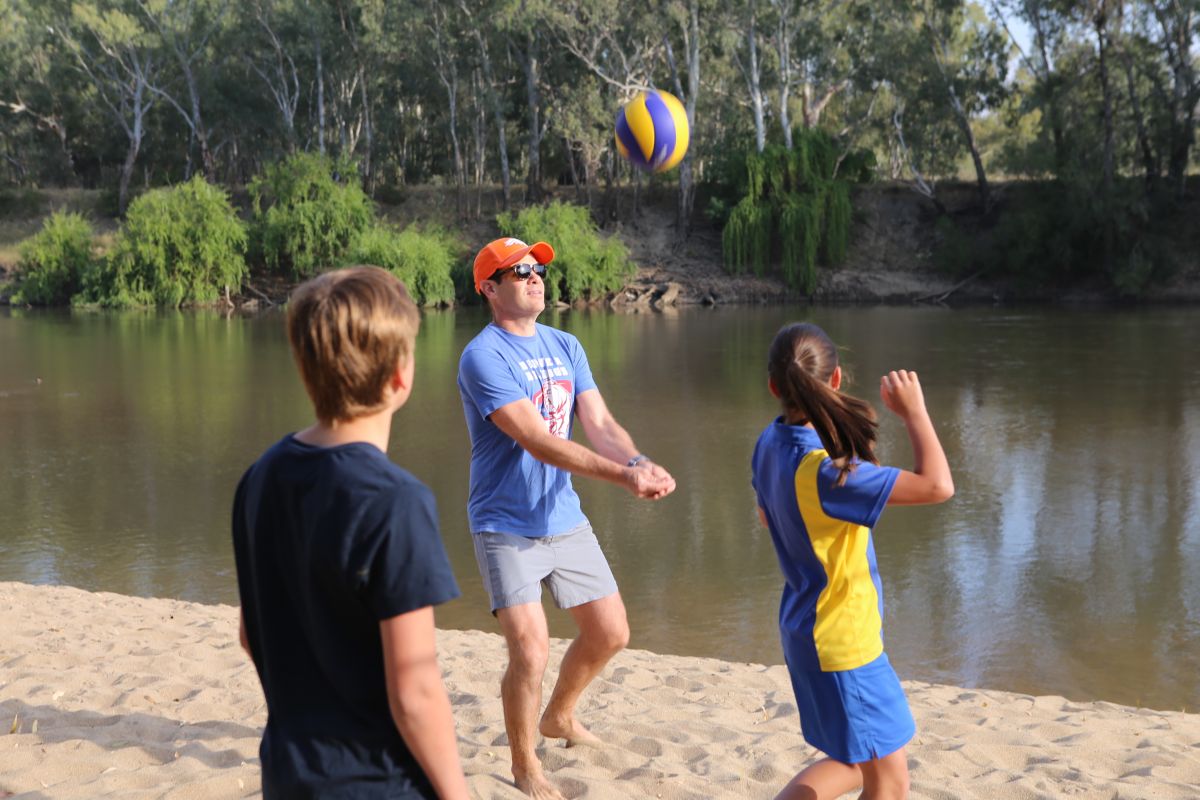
[380, 607, 470, 800]
[238, 609, 251, 657]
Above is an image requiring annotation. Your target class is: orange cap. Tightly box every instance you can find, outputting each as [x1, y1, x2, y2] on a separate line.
[473, 237, 555, 293]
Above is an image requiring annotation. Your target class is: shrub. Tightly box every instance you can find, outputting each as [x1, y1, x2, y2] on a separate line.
[496, 201, 634, 305]
[709, 129, 859, 293]
[12, 212, 95, 305]
[348, 224, 460, 307]
[79, 176, 247, 308]
[250, 153, 374, 277]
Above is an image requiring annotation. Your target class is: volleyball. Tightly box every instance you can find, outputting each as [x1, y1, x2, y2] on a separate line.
[614, 90, 690, 173]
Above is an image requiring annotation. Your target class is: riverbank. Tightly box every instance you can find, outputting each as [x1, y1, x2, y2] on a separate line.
[2, 182, 1199, 309]
[2, 582, 1197, 799]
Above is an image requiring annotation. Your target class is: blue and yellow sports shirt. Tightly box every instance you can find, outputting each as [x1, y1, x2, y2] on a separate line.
[752, 419, 899, 673]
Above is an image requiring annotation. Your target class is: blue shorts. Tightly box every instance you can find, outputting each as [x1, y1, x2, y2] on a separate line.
[785, 651, 915, 764]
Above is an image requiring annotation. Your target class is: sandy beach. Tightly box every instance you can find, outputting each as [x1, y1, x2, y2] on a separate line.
[1, 582, 1197, 799]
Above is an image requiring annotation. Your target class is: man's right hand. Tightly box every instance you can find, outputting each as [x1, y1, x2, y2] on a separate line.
[623, 460, 676, 499]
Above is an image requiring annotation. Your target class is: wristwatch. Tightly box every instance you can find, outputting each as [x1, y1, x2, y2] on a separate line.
[626, 454, 647, 467]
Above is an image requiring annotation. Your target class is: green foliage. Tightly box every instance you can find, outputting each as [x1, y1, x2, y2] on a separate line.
[348, 224, 460, 307]
[722, 198, 771, 276]
[936, 180, 1178, 297]
[250, 153, 374, 277]
[933, 216, 975, 276]
[12, 212, 94, 305]
[713, 130, 857, 292]
[496, 201, 634, 305]
[779, 194, 822, 293]
[79, 176, 247, 308]
[823, 181, 852, 265]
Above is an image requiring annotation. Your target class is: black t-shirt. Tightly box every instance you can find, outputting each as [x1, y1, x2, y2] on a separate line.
[232, 435, 460, 799]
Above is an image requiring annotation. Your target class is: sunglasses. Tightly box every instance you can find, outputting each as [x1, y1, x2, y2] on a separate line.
[490, 262, 547, 282]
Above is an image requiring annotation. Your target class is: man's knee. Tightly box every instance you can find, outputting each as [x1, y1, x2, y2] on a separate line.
[505, 629, 550, 675]
[584, 612, 629, 655]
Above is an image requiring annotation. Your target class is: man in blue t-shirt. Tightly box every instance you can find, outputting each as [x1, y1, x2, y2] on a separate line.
[458, 237, 676, 800]
[233, 267, 468, 799]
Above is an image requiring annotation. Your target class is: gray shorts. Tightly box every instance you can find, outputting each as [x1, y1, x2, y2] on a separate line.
[472, 522, 619, 612]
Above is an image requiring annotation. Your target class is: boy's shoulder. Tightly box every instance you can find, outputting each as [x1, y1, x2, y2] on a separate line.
[243, 435, 428, 501]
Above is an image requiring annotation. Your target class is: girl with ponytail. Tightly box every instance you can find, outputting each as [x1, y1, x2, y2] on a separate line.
[752, 322, 954, 800]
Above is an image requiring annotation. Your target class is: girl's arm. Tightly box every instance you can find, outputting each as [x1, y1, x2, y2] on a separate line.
[380, 607, 470, 800]
[879, 370, 954, 506]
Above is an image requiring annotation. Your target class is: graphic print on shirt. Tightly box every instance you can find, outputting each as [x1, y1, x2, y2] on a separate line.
[519, 355, 573, 439]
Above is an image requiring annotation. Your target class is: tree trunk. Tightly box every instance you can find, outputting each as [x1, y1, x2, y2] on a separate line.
[741, 0, 765, 152]
[519, 29, 543, 202]
[461, 2, 510, 210]
[1121, 53, 1158, 190]
[773, 0, 792, 148]
[1094, 5, 1116, 273]
[565, 136, 582, 203]
[1157, 5, 1196, 198]
[316, 33, 326, 155]
[1029, 7, 1067, 173]
[927, 25, 988, 208]
[431, 5, 465, 217]
[1096, 9, 1115, 200]
[472, 69, 487, 219]
[119, 106, 145, 214]
[665, 0, 700, 240]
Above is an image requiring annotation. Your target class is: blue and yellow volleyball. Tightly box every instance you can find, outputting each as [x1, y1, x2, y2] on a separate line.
[614, 90, 690, 173]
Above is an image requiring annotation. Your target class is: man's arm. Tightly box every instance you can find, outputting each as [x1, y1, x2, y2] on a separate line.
[380, 607, 470, 800]
[489, 395, 672, 499]
[575, 389, 675, 498]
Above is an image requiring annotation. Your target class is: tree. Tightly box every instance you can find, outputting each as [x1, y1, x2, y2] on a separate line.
[134, 0, 230, 180]
[59, 0, 163, 213]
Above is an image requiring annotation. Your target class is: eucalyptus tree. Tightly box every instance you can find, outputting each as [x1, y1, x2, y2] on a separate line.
[241, 0, 303, 150]
[458, 0, 512, 209]
[661, 0, 704, 236]
[421, 0, 468, 212]
[0, 0, 79, 182]
[58, 0, 164, 213]
[499, 0, 555, 202]
[878, 0, 1008, 210]
[547, 0, 662, 217]
[725, 0, 769, 152]
[133, 0, 230, 180]
[1144, 0, 1197, 198]
[990, 0, 1073, 172]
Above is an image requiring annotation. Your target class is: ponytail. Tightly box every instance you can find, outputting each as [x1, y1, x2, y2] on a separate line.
[768, 323, 878, 485]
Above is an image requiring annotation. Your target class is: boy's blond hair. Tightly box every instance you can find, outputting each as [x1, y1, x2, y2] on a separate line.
[286, 266, 420, 423]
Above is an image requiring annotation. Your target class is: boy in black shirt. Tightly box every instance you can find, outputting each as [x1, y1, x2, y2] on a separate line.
[232, 266, 468, 799]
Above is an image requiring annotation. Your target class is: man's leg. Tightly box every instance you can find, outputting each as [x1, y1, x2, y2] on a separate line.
[495, 602, 564, 800]
[539, 592, 629, 745]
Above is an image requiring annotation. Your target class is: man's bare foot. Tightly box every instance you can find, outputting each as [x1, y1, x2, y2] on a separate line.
[539, 712, 603, 747]
[513, 768, 567, 800]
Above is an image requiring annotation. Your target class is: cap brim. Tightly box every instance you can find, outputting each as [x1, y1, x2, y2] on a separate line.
[528, 241, 555, 265]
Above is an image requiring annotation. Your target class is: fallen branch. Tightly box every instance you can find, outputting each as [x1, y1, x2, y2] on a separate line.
[913, 266, 990, 304]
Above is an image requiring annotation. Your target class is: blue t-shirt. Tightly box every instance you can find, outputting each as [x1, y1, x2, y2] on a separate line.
[457, 322, 597, 537]
[232, 435, 460, 799]
[751, 420, 899, 673]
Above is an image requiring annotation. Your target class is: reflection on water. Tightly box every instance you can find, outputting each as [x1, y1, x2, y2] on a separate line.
[2, 305, 1198, 711]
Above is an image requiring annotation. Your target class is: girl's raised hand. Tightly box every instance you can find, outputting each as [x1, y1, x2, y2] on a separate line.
[880, 370, 928, 421]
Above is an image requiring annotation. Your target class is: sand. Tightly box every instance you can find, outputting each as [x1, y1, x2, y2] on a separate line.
[1, 582, 1197, 799]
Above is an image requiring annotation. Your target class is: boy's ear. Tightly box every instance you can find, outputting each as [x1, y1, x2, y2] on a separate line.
[830, 365, 842, 391]
[768, 376, 781, 398]
[390, 355, 413, 392]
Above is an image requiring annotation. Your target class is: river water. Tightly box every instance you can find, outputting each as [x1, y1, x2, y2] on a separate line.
[2, 304, 1198, 711]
